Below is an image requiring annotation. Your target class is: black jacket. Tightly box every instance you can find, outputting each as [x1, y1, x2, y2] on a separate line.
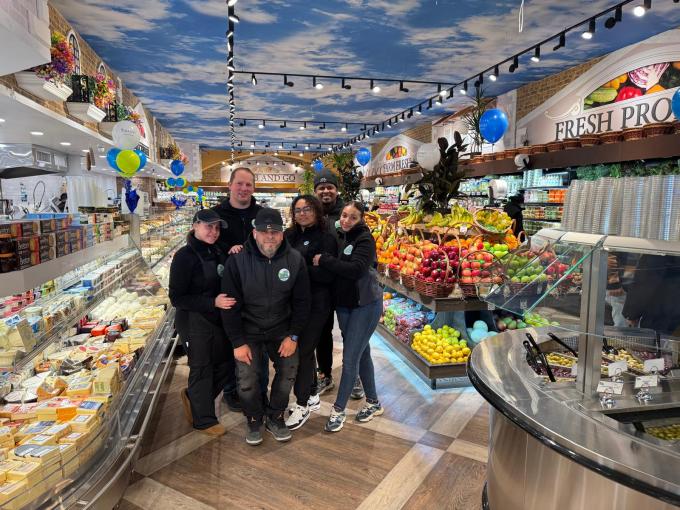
[318, 223, 382, 308]
[211, 197, 262, 254]
[221, 237, 311, 348]
[285, 224, 337, 305]
[323, 198, 345, 240]
[503, 200, 524, 236]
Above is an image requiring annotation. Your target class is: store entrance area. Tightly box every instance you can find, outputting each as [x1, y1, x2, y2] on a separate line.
[119, 331, 488, 510]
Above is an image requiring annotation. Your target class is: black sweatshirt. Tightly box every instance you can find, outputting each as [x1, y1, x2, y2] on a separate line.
[221, 237, 311, 348]
[284, 224, 337, 294]
[211, 196, 262, 254]
[318, 223, 380, 308]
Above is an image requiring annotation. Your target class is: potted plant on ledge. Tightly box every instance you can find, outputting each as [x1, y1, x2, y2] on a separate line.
[15, 31, 75, 102]
[65, 73, 110, 123]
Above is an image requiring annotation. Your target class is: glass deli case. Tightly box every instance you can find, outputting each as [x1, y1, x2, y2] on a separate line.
[470, 230, 680, 510]
[139, 208, 192, 269]
[0, 235, 177, 509]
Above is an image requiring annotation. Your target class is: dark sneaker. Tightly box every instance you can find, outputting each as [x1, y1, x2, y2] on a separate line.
[350, 377, 365, 400]
[222, 390, 242, 412]
[356, 402, 384, 423]
[266, 414, 292, 442]
[316, 376, 335, 396]
[307, 393, 321, 412]
[324, 408, 346, 432]
[285, 404, 310, 430]
[246, 417, 263, 446]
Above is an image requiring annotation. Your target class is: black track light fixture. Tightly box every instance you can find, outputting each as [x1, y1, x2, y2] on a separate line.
[633, 0, 652, 17]
[605, 5, 623, 28]
[284, 74, 294, 87]
[251, 73, 257, 85]
[553, 32, 566, 51]
[341, 78, 351, 89]
[400, 81, 409, 93]
[531, 46, 541, 63]
[460, 80, 468, 95]
[582, 18, 596, 40]
[427, 98, 433, 109]
[416, 104, 422, 115]
[320, 122, 326, 130]
[489, 65, 499, 82]
[313, 76, 323, 90]
[239, 119, 246, 126]
[280, 121, 286, 128]
[370, 79, 380, 93]
[341, 123, 348, 132]
[509, 55, 519, 73]
[228, 12, 240, 23]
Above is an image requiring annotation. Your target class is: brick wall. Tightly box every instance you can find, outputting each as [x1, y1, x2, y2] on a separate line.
[370, 121, 432, 155]
[516, 56, 605, 120]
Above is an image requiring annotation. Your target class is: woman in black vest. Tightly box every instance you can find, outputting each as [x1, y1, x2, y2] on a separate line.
[283, 195, 337, 430]
[169, 209, 236, 436]
[313, 201, 384, 433]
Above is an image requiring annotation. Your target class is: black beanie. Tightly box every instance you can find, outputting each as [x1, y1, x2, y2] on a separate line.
[313, 169, 339, 189]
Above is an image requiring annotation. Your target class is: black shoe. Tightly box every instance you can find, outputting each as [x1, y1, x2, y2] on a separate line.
[222, 391, 242, 412]
[265, 413, 292, 442]
[246, 416, 264, 446]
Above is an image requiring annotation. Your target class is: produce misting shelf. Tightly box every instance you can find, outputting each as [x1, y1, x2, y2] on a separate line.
[378, 274, 489, 312]
[376, 323, 467, 389]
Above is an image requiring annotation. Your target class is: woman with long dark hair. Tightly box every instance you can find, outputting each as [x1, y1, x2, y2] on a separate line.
[169, 209, 237, 436]
[312, 201, 384, 432]
[284, 195, 338, 430]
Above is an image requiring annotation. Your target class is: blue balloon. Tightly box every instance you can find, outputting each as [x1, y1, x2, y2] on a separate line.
[479, 109, 509, 144]
[135, 150, 147, 170]
[175, 177, 186, 188]
[356, 147, 371, 166]
[170, 160, 185, 176]
[166, 177, 176, 187]
[106, 148, 120, 170]
[313, 159, 324, 172]
[673, 89, 680, 121]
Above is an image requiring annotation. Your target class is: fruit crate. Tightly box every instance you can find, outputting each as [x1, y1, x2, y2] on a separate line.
[415, 277, 454, 299]
[401, 272, 416, 290]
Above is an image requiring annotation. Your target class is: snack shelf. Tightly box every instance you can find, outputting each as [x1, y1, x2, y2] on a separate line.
[377, 274, 489, 312]
[0, 236, 129, 296]
[376, 323, 467, 388]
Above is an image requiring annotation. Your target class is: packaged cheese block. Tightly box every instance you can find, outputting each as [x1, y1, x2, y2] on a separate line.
[42, 423, 70, 441]
[25, 434, 58, 446]
[93, 366, 120, 395]
[7, 460, 43, 485]
[65, 380, 92, 399]
[0, 479, 29, 509]
[15, 421, 54, 443]
[34, 398, 79, 422]
[68, 414, 98, 433]
[0, 404, 38, 422]
[25, 445, 61, 467]
[76, 400, 104, 417]
[58, 443, 78, 475]
[0, 460, 21, 481]
[36, 383, 64, 401]
[58, 432, 87, 449]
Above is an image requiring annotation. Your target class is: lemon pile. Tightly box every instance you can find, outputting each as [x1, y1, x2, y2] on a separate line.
[411, 325, 471, 365]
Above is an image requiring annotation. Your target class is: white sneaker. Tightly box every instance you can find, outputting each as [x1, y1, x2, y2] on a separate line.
[285, 404, 310, 430]
[307, 394, 321, 412]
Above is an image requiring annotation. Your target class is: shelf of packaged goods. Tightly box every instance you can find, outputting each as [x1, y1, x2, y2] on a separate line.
[524, 202, 564, 206]
[524, 218, 562, 222]
[376, 323, 467, 388]
[0, 236, 130, 296]
[521, 185, 569, 190]
[377, 274, 489, 312]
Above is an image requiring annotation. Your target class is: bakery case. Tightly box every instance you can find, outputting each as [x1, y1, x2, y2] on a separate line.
[469, 229, 680, 510]
[0, 234, 177, 508]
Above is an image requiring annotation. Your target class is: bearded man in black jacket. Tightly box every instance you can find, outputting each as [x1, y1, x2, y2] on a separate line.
[221, 208, 311, 446]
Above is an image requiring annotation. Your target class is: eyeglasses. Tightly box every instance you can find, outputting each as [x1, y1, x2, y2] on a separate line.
[294, 206, 313, 215]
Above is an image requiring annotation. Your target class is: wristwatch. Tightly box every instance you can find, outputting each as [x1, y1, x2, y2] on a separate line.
[289, 335, 299, 343]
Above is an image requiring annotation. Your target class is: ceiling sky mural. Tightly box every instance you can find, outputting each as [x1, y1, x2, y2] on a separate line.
[53, 0, 680, 151]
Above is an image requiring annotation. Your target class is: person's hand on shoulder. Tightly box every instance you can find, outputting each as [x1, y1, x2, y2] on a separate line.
[229, 245, 243, 255]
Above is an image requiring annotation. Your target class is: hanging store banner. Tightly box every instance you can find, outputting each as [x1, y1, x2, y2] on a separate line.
[366, 134, 423, 177]
[228, 156, 302, 184]
[517, 29, 680, 145]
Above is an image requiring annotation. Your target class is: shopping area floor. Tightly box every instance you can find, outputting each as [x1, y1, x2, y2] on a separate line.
[118, 324, 489, 510]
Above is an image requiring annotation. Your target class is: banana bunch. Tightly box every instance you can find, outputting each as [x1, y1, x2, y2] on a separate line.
[448, 204, 474, 226]
[400, 210, 424, 226]
[476, 209, 512, 232]
[365, 211, 381, 229]
[426, 212, 449, 227]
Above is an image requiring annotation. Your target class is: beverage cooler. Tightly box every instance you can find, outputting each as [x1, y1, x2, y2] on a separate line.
[469, 229, 680, 510]
[0, 233, 177, 508]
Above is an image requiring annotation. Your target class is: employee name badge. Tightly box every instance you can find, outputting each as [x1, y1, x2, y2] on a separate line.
[597, 380, 624, 395]
[278, 268, 290, 282]
[343, 244, 354, 256]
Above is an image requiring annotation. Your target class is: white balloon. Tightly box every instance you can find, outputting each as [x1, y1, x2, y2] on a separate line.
[112, 120, 141, 150]
[416, 143, 440, 171]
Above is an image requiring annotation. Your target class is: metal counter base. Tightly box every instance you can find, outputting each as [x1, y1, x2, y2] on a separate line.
[485, 407, 678, 510]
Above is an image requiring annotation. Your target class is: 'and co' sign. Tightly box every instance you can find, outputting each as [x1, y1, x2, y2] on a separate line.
[517, 29, 680, 145]
[255, 173, 296, 183]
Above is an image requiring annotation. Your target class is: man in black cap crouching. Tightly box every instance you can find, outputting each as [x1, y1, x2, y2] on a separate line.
[221, 208, 311, 445]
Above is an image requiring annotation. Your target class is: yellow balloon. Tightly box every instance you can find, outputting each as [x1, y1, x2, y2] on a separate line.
[116, 150, 140, 175]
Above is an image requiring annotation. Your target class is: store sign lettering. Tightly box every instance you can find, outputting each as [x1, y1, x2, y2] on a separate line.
[375, 157, 412, 175]
[554, 95, 673, 141]
[255, 174, 296, 183]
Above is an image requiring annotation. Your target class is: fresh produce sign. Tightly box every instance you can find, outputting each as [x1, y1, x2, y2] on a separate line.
[386, 146, 408, 161]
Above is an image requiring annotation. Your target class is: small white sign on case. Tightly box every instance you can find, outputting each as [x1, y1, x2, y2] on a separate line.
[635, 375, 659, 389]
[597, 380, 624, 395]
[644, 358, 665, 374]
[607, 360, 628, 378]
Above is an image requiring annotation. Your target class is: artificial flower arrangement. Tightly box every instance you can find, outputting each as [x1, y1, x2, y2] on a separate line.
[125, 108, 146, 137]
[33, 32, 75, 83]
[179, 151, 189, 165]
[93, 73, 116, 109]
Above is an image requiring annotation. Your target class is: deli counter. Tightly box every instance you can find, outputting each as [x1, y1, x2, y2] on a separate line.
[469, 230, 680, 510]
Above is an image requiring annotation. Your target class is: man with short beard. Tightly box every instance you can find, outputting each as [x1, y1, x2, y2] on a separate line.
[221, 208, 311, 445]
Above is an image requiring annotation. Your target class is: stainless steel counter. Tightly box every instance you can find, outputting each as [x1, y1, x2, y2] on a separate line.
[469, 327, 680, 509]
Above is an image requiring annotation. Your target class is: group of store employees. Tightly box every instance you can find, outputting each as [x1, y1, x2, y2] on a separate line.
[169, 167, 384, 444]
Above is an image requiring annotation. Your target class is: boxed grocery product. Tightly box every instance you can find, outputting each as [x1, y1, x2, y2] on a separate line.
[68, 414, 98, 433]
[13, 237, 39, 253]
[15, 250, 39, 270]
[38, 219, 56, 234]
[0, 478, 28, 509]
[6, 460, 42, 485]
[39, 233, 55, 249]
[93, 366, 120, 396]
[34, 398, 78, 422]
[76, 400, 104, 418]
[25, 434, 58, 446]
[59, 443, 78, 477]
[0, 404, 38, 422]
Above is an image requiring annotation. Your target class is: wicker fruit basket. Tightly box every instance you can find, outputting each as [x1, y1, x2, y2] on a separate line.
[580, 134, 600, 146]
[517, 146, 532, 155]
[643, 122, 670, 137]
[401, 272, 416, 289]
[562, 138, 580, 149]
[531, 144, 548, 154]
[482, 153, 495, 162]
[415, 277, 454, 298]
[600, 131, 622, 144]
[622, 127, 644, 141]
[504, 148, 519, 158]
[388, 267, 401, 282]
[546, 141, 564, 152]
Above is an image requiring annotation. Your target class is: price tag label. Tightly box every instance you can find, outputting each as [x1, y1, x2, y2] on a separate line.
[644, 358, 665, 374]
[597, 381, 624, 395]
[570, 364, 578, 376]
[459, 225, 468, 235]
[607, 361, 627, 378]
[635, 375, 659, 389]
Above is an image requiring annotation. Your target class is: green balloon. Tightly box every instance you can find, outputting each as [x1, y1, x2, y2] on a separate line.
[116, 150, 140, 175]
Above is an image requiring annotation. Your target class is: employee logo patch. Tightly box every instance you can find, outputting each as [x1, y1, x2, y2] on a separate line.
[343, 244, 354, 255]
[335, 220, 341, 229]
[303, 240, 310, 246]
[278, 268, 290, 281]
[217, 264, 224, 278]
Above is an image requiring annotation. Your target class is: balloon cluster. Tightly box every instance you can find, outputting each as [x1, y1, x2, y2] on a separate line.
[170, 195, 187, 210]
[166, 177, 186, 189]
[106, 121, 147, 177]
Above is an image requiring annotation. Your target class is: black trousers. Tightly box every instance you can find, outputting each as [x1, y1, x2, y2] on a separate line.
[184, 320, 234, 429]
[236, 338, 299, 420]
[316, 308, 335, 377]
[295, 301, 332, 406]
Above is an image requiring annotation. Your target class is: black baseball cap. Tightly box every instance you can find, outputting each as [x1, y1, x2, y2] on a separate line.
[254, 208, 284, 232]
[192, 209, 227, 227]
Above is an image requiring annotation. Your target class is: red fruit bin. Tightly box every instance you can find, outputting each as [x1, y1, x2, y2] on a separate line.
[457, 249, 505, 299]
[414, 243, 457, 298]
[401, 272, 416, 289]
[388, 267, 401, 282]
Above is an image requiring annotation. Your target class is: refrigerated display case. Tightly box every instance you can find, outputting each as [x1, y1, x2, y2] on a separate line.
[0, 235, 177, 509]
[469, 231, 680, 509]
[139, 209, 192, 269]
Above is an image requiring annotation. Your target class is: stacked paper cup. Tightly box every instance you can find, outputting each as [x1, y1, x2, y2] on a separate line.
[640, 175, 664, 239]
[561, 181, 578, 231]
[575, 181, 596, 233]
[656, 175, 679, 241]
[620, 177, 645, 238]
[591, 178, 615, 234]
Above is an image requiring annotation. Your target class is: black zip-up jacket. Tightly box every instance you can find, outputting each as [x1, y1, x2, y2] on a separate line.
[285, 224, 337, 301]
[318, 223, 381, 308]
[169, 233, 226, 329]
[322, 198, 345, 240]
[221, 237, 311, 348]
[211, 197, 262, 254]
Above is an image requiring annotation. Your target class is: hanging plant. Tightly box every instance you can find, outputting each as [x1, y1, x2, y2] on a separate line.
[32, 32, 75, 84]
[93, 73, 116, 109]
